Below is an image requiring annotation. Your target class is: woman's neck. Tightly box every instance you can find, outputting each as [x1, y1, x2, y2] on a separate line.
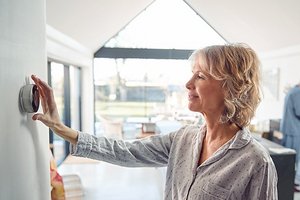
[204, 121, 240, 142]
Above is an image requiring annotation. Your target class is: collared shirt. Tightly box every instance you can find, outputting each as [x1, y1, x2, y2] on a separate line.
[70, 125, 278, 200]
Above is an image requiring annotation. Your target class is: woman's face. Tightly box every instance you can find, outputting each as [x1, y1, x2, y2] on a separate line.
[185, 56, 225, 116]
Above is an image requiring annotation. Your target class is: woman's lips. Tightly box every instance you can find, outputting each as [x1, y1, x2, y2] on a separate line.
[188, 94, 199, 100]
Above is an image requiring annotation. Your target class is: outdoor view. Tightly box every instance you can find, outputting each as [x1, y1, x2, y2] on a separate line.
[94, 0, 226, 138]
[94, 58, 202, 138]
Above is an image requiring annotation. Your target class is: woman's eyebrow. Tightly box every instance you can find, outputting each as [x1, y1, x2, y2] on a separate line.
[192, 69, 201, 73]
[192, 70, 205, 75]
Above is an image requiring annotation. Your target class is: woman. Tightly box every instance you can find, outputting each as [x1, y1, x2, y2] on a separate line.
[32, 43, 278, 199]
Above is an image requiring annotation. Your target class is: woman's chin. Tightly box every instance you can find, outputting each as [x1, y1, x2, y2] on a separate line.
[188, 105, 199, 112]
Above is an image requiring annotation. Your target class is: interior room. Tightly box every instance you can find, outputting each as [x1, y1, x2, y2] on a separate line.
[1, 0, 300, 199]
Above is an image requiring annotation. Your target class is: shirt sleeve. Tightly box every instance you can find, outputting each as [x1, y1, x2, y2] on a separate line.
[293, 92, 300, 118]
[245, 160, 278, 200]
[70, 131, 176, 167]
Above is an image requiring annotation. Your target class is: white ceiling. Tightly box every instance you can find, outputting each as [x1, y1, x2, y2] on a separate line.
[47, 0, 300, 54]
[46, 0, 154, 53]
[186, 0, 300, 53]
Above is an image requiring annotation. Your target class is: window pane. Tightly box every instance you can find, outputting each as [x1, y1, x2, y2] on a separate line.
[70, 66, 81, 130]
[104, 0, 225, 49]
[94, 58, 201, 138]
[50, 62, 65, 164]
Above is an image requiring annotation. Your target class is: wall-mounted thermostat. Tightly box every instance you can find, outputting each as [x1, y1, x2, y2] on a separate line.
[19, 84, 40, 113]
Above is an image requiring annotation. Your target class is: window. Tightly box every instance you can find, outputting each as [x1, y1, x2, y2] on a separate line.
[94, 58, 200, 138]
[94, 0, 225, 138]
[104, 0, 225, 49]
[48, 60, 82, 164]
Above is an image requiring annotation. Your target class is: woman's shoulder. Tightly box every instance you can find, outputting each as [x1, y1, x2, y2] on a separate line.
[242, 130, 275, 167]
[229, 128, 273, 165]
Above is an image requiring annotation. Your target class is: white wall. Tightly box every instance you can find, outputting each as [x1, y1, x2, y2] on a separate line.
[256, 45, 300, 122]
[0, 0, 50, 199]
[46, 25, 95, 134]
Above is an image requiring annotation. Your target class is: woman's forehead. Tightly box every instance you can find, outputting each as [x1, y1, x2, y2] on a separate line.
[192, 55, 207, 72]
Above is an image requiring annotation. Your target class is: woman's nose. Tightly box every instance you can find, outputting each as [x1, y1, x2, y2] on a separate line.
[185, 78, 194, 90]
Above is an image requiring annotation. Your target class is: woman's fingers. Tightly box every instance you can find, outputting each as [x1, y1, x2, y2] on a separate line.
[31, 75, 51, 93]
[39, 94, 48, 113]
[31, 74, 54, 108]
[31, 75, 47, 98]
[31, 75, 56, 105]
[32, 113, 43, 121]
[31, 75, 48, 113]
[32, 113, 52, 128]
[31, 74, 61, 128]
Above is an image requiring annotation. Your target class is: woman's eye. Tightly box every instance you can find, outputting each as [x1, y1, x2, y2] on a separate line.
[197, 75, 205, 79]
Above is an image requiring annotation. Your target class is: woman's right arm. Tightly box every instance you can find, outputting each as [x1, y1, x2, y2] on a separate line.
[70, 131, 177, 167]
[31, 75, 78, 144]
[31, 74, 179, 167]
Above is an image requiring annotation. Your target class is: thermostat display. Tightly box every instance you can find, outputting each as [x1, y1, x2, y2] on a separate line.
[19, 84, 40, 113]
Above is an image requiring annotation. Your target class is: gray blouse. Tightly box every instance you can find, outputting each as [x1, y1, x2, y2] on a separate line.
[70, 125, 278, 200]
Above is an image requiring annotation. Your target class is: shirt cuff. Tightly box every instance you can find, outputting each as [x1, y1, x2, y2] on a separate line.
[69, 131, 94, 157]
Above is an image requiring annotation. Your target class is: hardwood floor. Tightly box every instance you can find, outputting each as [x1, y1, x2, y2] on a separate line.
[58, 158, 166, 200]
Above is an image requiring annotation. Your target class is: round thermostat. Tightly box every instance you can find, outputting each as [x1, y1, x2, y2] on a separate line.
[19, 84, 40, 113]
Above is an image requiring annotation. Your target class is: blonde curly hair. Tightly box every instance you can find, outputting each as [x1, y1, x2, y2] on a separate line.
[190, 43, 261, 127]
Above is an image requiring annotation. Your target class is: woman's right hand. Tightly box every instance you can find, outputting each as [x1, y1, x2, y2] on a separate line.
[31, 75, 62, 130]
[31, 75, 79, 144]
